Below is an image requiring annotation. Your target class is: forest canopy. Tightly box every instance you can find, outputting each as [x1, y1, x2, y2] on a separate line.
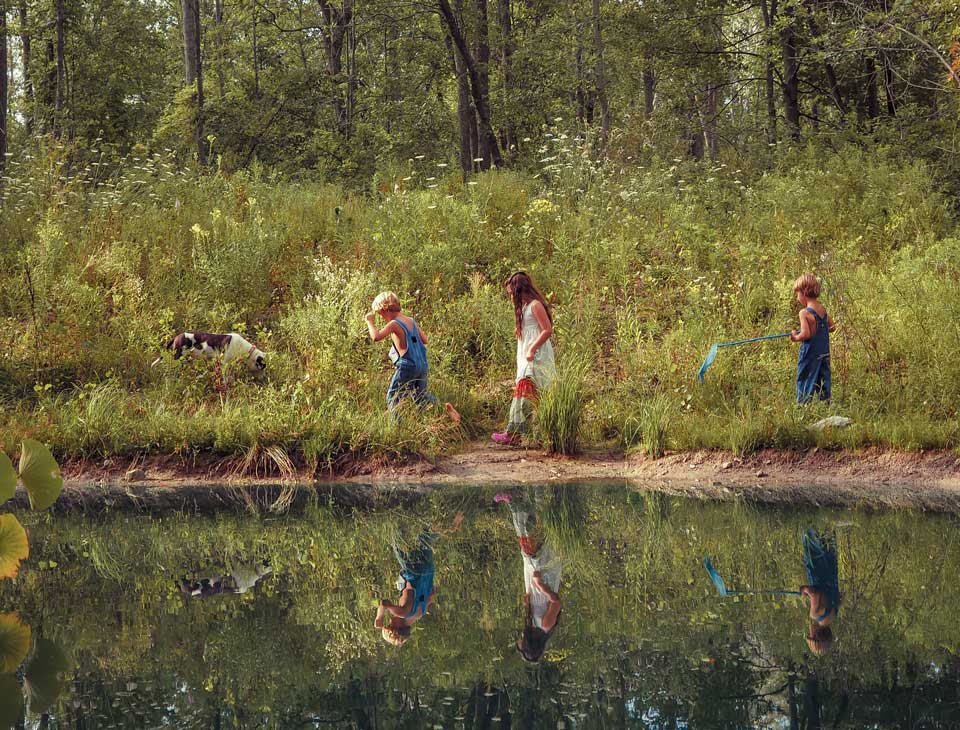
[0, 0, 958, 182]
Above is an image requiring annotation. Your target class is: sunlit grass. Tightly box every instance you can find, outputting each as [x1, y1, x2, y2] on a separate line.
[1, 142, 958, 464]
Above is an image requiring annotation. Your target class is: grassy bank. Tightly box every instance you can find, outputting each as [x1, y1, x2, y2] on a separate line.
[1, 141, 959, 470]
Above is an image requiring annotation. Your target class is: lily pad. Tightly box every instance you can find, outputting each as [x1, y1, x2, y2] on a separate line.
[0, 516, 29, 580]
[24, 638, 70, 714]
[17, 440, 62, 511]
[0, 614, 31, 673]
[0, 674, 23, 728]
[0, 454, 15, 505]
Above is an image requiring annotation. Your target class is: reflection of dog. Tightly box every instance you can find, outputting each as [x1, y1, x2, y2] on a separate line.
[152, 332, 266, 372]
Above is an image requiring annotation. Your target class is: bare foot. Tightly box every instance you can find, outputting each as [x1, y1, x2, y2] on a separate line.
[444, 402, 462, 425]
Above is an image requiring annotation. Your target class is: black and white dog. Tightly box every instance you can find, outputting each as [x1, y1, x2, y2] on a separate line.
[152, 332, 266, 372]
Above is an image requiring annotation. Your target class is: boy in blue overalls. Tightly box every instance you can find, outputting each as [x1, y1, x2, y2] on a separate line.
[365, 291, 460, 421]
[789, 274, 836, 404]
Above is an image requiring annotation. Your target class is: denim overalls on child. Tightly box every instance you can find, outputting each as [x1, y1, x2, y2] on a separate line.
[802, 528, 839, 622]
[797, 307, 831, 403]
[387, 318, 437, 411]
[393, 533, 437, 619]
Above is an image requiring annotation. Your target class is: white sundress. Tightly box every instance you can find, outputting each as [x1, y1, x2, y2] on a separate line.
[522, 545, 562, 630]
[515, 302, 556, 387]
[507, 302, 556, 434]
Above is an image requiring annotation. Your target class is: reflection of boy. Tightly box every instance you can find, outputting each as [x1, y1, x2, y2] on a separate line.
[800, 529, 840, 655]
[374, 515, 463, 647]
[375, 533, 437, 647]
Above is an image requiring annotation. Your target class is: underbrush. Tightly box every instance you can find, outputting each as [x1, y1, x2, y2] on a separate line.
[1, 142, 958, 469]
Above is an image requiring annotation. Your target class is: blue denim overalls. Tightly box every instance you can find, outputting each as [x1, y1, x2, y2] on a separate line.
[387, 318, 436, 410]
[797, 307, 831, 403]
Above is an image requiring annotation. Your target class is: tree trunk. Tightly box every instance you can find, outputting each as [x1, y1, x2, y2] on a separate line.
[18, 1, 31, 135]
[473, 0, 493, 167]
[863, 53, 880, 121]
[347, 8, 356, 137]
[448, 32, 474, 175]
[806, 6, 846, 116]
[882, 53, 896, 116]
[0, 0, 6, 177]
[252, 0, 260, 97]
[437, 0, 503, 168]
[182, 0, 199, 84]
[296, 0, 309, 73]
[591, 0, 609, 145]
[496, 0, 515, 157]
[642, 66, 655, 119]
[181, 0, 206, 164]
[705, 84, 719, 159]
[318, 0, 353, 137]
[760, 0, 778, 143]
[575, 45, 585, 126]
[53, 0, 65, 137]
[214, 0, 224, 99]
[689, 96, 705, 160]
[42, 38, 54, 131]
[780, 0, 800, 140]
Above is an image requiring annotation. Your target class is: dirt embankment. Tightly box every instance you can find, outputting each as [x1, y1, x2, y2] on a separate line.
[17, 443, 960, 514]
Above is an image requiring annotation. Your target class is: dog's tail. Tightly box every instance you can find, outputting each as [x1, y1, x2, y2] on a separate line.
[150, 356, 163, 368]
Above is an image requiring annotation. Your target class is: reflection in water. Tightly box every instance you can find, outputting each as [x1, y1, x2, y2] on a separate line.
[5, 484, 960, 728]
[498, 490, 563, 663]
[801, 528, 840, 656]
[375, 513, 463, 646]
[178, 560, 272, 598]
[377, 532, 436, 646]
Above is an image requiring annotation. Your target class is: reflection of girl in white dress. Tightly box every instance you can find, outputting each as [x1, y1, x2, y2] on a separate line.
[496, 492, 562, 662]
[492, 272, 556, 446]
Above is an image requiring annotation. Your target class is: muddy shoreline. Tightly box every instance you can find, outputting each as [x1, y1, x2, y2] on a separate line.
[8, 443, 960, 514]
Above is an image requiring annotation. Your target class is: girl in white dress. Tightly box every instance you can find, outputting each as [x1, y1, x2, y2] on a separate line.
[495, 490, 562, 662]
[492, 272, 556, 445]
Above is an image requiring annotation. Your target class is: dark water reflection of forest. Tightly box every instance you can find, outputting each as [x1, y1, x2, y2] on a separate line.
[2, 482, 960, 729]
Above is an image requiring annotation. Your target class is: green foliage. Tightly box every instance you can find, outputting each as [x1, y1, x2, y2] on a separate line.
[0, 614, 30, 673]
[0, 455, 16, 504]
[17, 440, 63, 511]
[2, 486, 960, 726]
[538, 364, 586, 455]
[0, 144, 959, 462]
[623, 391, 674, 459]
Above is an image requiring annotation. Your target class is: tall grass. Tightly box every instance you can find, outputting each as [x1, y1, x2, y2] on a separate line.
[538, 364, 586, 455]
[0, 142, 958, 465]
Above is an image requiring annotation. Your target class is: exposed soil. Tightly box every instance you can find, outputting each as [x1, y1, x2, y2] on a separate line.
[21, 443, 960, 513]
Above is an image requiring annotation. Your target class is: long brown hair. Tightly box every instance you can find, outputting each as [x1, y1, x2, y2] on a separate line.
[505, 271, 552, 340]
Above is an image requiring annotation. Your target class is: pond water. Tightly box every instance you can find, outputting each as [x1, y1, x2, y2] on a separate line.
[1, 482, 959, 729]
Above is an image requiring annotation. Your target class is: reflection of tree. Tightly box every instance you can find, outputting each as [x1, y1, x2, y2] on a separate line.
[3, 486, 960, 728]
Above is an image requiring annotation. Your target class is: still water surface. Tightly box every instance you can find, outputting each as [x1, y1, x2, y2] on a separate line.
[2, 482, 959, 729]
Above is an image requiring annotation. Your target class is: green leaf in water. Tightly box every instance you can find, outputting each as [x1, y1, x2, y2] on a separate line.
[18, 440, 63, 511]
[0, 674, 23, 727]
[24, 638, 70, 714]
[0, 515, 29, 580]
[0, 614, 31, 673]
[0, 454, 16, 505]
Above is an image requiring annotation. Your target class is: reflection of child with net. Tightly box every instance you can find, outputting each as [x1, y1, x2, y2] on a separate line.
[800, 528, 840, 655]
[496, 492, 562, 662]
[374, 514, 463, 646]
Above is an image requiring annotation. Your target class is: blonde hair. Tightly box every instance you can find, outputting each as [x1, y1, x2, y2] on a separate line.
[381, 626, 411, 646]
[793, 274, 822, 299]
[371, 291, 401, 313]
